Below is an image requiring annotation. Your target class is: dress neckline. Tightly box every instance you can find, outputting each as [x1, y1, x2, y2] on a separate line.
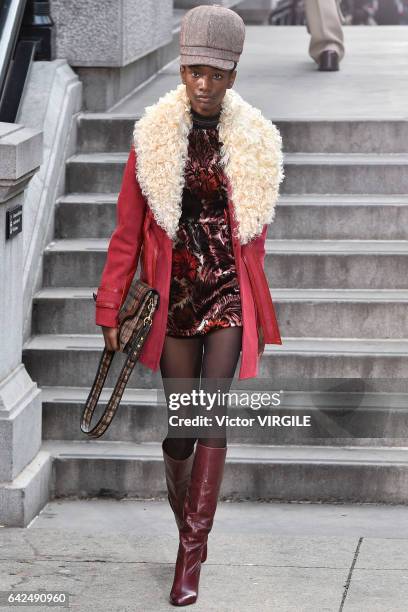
[191, 107, 221, 129]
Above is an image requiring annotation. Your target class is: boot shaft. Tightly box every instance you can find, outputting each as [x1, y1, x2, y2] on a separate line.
[181, 442, 227, 539]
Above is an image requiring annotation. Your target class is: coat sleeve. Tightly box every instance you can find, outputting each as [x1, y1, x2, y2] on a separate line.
[95, 145, 147, 328]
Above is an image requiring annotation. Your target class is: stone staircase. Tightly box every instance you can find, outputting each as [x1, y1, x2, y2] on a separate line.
[22, 110, 408, 504]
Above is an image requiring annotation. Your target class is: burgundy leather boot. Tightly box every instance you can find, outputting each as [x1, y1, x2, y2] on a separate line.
[169, 442, 227, 606]
[162, 441, 207, 563]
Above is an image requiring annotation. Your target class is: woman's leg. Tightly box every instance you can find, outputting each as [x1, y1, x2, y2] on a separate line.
[160, 333, 209, 564]
[199, 326, 243, 448]
[160, 335, 204, 460]
[168, 326, 243, 605]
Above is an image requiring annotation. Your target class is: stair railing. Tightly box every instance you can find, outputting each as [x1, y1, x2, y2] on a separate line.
[268, 0, 306, 25]
[0, 0, 53, 123]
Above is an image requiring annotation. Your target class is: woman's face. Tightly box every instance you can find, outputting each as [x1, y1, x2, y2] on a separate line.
[180, 64, 236, 116]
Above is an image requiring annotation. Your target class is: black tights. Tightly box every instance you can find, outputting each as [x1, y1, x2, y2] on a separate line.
[160, 326, 243, 460]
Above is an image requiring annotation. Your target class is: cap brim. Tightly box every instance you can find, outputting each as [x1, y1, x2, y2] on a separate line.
[180, 55, 235, 71]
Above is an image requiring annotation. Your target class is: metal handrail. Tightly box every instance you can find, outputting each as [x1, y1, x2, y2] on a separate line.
[0, 0, 28, 102]
[269, 0, 306, 25]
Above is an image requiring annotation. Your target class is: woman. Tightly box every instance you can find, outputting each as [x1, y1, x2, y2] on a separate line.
[94, 5, 284, 606]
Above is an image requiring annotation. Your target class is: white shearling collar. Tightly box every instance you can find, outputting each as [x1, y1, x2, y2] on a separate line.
[133, 82, 284, 244]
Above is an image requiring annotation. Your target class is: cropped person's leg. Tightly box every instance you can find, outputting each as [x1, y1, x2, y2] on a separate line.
[305, 0, 345, 63]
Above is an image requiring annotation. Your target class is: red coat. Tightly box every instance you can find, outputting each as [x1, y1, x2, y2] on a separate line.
[95, 145, 282, 380]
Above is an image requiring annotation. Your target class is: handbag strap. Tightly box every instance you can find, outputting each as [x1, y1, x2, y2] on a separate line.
[81, 291, 158, 438]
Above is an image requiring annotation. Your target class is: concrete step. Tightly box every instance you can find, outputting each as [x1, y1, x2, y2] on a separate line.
[40, 385, 408, 447]
[55, 194, 117, 239]
[32, 286, 408, 339]
[41, 439, 408, 504]
[282, 152, 408, 195]
[66, 153, 127, 194]
[55, 193, 408, 240]
[65, 152, 408, 195]
[276, 194, 408, 240]
[22, 334, 408, 392]
[278, 120, 408, 154]
[76, 114, 408, 154]
[42, 237, 408, 289]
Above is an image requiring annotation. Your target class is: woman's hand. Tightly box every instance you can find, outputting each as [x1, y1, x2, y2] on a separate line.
[102, 326, 119, 351]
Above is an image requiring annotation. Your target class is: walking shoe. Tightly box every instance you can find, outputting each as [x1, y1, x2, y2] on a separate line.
[318, 50, 339, 71]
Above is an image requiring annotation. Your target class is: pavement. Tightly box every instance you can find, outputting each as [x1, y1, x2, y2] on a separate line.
[111, 25, 408, 121]
[1, 499, 408, 611]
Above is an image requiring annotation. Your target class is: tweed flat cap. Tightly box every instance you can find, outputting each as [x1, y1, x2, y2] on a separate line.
[179, 4, 245, 71]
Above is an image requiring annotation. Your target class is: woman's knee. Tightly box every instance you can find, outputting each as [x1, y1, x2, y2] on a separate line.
[163, 436, 197, 459]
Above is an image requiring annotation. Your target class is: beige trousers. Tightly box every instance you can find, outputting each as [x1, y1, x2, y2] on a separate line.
[305, 0, 345, 63]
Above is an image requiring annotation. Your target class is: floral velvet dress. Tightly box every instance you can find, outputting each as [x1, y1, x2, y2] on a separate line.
[166, 107, 243, 337]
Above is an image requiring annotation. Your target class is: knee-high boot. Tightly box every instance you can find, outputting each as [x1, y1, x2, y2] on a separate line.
[169, 442, 227, 606]
[162, 441, 207, 563]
